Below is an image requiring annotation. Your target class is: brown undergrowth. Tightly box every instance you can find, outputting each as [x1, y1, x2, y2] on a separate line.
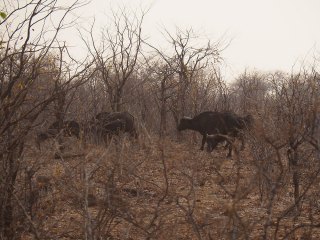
[16, 133, 320, 239]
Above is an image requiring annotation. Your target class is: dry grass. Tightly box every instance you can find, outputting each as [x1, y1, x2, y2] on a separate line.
[17, 134, 320, 239]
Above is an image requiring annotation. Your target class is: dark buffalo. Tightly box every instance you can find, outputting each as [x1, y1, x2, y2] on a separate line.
[177, 111, 253, 155]
[36, 120, 80, 149]
[94, 112, 111, 122]
[89, 111, 138, 143]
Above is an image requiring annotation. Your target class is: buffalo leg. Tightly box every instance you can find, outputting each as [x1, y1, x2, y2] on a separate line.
[227, 143, 232, 158]
[200, 134, 206, 150]
[207, 139, 218, 153]
[206, 141, 212, 152]
[240, 135, 245, 151]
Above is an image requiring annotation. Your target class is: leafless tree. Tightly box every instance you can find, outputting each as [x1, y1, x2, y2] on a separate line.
[0, 1, 91, 238]
[83, 7, 145, 112]
[145, 28, 221, 127]
[231, 70, 270, 114]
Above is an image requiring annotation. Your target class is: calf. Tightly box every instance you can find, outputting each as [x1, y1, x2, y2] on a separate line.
[206, 134, 234, 157]
[36, 120, 80, 149]
[178, 111, 253, 154]
[206, 114, 254, 157]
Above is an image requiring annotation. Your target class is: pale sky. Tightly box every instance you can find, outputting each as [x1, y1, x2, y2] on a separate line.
[69, 0, 320, 81]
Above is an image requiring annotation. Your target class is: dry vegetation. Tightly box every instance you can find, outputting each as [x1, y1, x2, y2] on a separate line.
[1, 1, 320, 239]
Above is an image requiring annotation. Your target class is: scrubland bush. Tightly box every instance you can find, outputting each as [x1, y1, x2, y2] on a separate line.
[1, 1, 319, 239]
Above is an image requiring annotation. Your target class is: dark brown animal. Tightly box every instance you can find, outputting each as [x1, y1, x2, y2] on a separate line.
[206, 134, 234, 157]
[89, 111, 138, 143]
[36, 120, 80, 149]
[178, 111, 253, 154]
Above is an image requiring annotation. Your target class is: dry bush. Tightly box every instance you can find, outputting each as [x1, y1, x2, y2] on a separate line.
[1, 1, 320, 239]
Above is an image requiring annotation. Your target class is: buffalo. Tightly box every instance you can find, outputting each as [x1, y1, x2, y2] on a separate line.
[88, 111, 138, 143]
[36, 120, 80, 149]
[178, 111, 253, 156]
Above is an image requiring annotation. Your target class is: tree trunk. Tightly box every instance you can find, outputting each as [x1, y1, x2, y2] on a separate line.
[288, 146, 300, 211]
[1, 142, 22, 240]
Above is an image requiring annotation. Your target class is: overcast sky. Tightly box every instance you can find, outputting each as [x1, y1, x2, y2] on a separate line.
[72, 0, 320, 81]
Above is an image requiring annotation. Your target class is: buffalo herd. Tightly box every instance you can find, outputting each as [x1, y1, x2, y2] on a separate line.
[37, 110, 253, 156]
[36, 111, 137, 149]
